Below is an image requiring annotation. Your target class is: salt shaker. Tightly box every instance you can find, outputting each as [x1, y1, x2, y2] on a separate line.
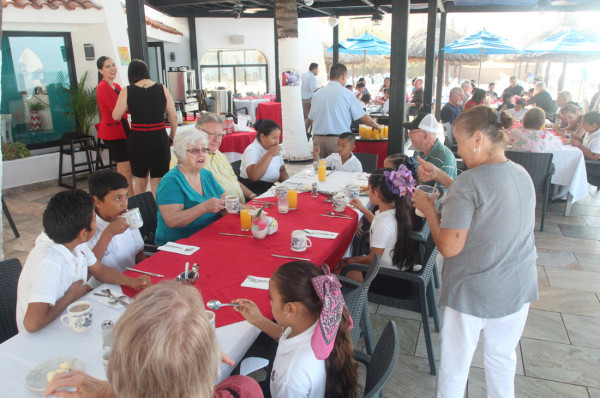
[102, 320, 114, 350]
[311, 183, 319, 198]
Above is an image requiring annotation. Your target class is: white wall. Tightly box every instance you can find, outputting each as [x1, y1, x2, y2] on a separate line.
[195, 18, 276, 92]
[145, 6, 191, 72]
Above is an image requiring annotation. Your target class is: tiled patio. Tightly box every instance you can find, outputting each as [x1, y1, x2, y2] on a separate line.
[2, 165, 600, 398]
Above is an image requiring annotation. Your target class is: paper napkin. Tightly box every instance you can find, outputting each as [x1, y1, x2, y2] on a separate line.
[241, 276, 270, 290]
[157, 242, 200, 255]
[303, 229, 339, 239]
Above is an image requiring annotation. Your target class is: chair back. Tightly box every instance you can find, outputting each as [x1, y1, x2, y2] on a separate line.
[230, 160, 242, 180]
[0, 258, 22, 343]
[127, 192, 158, 245]
[354, 152, 378, 173]
[442, 122, 453, 149]
[362, 321, 400, 398]
[342, 255, 381, 346]
[585, 159, 600, 189]
[505, 151, 554, 192]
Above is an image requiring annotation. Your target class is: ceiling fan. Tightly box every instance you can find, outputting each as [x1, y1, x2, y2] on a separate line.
[207, 2, 269, 19]
[350, 10, 384, 25]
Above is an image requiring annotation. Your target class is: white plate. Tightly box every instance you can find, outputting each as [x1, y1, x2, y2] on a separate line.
[25, 357, 84, 392]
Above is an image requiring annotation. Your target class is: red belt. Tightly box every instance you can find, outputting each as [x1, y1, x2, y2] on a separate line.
[130, 122, 165, 131]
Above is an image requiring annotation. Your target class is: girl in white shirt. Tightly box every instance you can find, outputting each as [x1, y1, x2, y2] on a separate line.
[234, 262, 357, 398]
[337, 165, 417, 281]
[239, 120, 289, 195]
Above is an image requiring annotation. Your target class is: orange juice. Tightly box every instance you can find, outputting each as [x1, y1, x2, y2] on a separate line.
[318, 160, 326, 182]
[288, 188, 298, 210]
[240, 208, 252, 231]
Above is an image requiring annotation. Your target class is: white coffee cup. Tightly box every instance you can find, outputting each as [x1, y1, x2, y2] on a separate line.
[332, 194, 348, 212]
[60, 301, 93, 333]
[414, 185, 439, 217]
[225, 195, 241, 214]
[206, 310, 216, 329]
[123, 208, 143, 230]
[345, 185, 360, 199]
[291, 230, 313, 252]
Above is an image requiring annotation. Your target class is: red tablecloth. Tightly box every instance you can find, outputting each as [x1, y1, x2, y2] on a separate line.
[220, 130, 256, 154]
[255, 102, 282, 129]
[122, 193, 357, 328]
[354, 140, 388, 168]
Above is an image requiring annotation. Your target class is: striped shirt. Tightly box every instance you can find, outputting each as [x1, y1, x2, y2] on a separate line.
[414, 139, 457, 192]
[205, 150, 246, 203]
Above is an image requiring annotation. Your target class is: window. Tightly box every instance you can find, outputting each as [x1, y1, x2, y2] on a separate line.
[200, 49, 268, 96]
[1, 32, 77, 149]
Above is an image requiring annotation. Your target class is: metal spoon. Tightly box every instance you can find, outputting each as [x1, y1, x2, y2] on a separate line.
[102, 289, 130, 307]
[206, 300, 240, 310]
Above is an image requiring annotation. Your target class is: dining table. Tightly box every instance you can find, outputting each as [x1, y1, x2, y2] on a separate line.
[354, 138, 388, 169]
[233, 98, 271, 124]
[255, 101, 282, 130]
[546, 144, 589, 216]
[0, 170, 369, 396]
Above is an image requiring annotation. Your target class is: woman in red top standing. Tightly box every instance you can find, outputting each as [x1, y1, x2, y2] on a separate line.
[96, 56, 133, 196]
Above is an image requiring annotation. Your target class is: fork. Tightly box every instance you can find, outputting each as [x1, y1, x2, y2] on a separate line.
[247, 276, 268, 283]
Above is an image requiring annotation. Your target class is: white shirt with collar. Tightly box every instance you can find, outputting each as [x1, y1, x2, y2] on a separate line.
[270, 322, 326, 398]
[301, 71, 317, 100]
[324, 153, 363, 173]
[16, 232, 97, 333]
[583, 128, 600, 154]
[309, 81, 366, 136]
[370, 208, 398, 269]
[240, 139, 284, 183]
[86, 213, 144, 273]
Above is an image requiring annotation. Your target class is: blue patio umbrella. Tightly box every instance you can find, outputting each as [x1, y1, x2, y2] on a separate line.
[327, 32, 391, 75]
[524, 28, 600, 90]
[442, 29, 522, 84]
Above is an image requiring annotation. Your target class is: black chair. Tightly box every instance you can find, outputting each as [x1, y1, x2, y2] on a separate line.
[230, 160, 242, 180]
[505, 151, 555, 231]
[341, 235, 440, 375]
[95, 138, 116, 171]
[586, 159, 600, 190]
[2, 198, 19, 238]
[357, 321, 400, 398]
[58, 132, 101, 189]
[127, 192, 158, 253]
[337, 254, 381, 356]
[354, 152, 378, 173]
[0, 258, 22, 343]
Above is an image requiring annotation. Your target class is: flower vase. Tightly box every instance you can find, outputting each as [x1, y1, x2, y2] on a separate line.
[30, 111, 41, 132]
[251, 213, 269, 239]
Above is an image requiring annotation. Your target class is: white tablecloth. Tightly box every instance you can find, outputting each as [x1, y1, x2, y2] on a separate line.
[547, 145, 589, 203]
[0, 284, 259, 396]
[233, 99, 270, 124]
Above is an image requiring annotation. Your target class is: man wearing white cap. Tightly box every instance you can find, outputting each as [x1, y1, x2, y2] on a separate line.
[403, 113, 457, 192]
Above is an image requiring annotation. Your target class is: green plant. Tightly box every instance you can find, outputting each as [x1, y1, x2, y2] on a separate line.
[55, 71, 98, 135]
[1, 142, 31, 161]
[27, 102, 47, 112]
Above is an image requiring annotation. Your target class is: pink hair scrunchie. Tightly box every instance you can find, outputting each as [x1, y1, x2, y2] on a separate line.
[310, 264, 353, 360]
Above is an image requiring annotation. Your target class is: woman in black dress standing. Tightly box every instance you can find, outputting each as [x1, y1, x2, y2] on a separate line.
[113, 59, 178, 197]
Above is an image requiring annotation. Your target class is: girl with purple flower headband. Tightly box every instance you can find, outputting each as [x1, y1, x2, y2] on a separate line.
[336, 164, 419, 281]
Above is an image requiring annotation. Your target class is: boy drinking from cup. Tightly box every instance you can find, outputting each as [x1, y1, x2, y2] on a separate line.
[312, 132, 363, 172]
[16, 190, 151, 333]
[87, 170, 146, 282]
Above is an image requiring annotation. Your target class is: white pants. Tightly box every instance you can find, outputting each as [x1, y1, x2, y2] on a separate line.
[436, 303, 530, 398]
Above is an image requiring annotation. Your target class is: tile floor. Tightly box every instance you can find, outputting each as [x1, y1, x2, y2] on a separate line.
[3, 164, 600, 398]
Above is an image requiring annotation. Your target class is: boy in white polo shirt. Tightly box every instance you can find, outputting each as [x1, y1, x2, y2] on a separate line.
[16, 190, 151, 333]
[87, 170, 146, 280]
[312, 132, 363, 173]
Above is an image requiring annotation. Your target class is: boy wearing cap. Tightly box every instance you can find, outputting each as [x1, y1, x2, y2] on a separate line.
[404, 113, 457, 192]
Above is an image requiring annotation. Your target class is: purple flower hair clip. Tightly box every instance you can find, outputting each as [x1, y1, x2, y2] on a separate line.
[383, 164, 416, 199]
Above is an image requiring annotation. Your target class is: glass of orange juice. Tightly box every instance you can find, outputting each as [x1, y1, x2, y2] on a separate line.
[318, 160, 327, 182]
[288, 187, 298, 210]
[240, 208, 252, 231]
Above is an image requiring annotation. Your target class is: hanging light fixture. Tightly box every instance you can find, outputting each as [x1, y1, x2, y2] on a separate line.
[328, 15, 339, 27]
[304, 0, 314, 6]
[371, 11, 383, 26]
[233, 4, 244, 22]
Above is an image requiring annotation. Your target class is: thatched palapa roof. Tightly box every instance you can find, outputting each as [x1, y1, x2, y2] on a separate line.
[408, 28, 482, 64]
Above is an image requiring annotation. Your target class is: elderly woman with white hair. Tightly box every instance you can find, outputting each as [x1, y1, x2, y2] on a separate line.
[45, 281, 263, 398]
[154, 129, 225, 245]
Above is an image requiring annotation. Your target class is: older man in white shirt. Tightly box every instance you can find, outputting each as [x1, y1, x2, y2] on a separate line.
[301, 63, 319, 131]
[309, 63, 381, 158]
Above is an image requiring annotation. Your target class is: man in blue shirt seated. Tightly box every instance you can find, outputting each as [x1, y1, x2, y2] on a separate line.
[405, 113, 457, 192]
[309, 63, 381, 158]
[440, 87, 464, 126]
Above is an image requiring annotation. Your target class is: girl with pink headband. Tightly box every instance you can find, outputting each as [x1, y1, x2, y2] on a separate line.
[234, 262, 356, 398]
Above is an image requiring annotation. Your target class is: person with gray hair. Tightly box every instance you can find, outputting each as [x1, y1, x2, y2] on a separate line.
[527, 81, 553, 115]
[440, 87, 464, 125]
[45, 281, 263, 398]
[460, 80, 472, 103]
[196, 113, 257, 203]
[154, 128, 225, 245]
